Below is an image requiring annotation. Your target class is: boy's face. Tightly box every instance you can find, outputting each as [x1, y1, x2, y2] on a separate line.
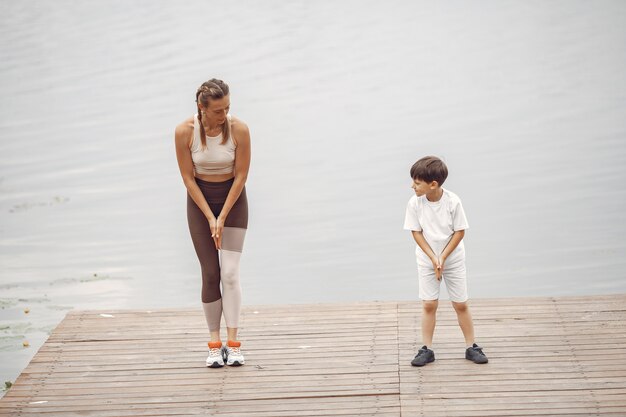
[411, 178, 438, 196]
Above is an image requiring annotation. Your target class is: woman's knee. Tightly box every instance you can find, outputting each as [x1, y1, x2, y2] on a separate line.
[220, 266, 240, 290]
[201, 268, 220, 291]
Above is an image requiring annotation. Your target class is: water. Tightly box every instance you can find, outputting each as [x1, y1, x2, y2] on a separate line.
[1, 0, 625, 391]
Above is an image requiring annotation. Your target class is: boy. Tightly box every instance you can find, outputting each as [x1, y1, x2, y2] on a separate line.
[403, 156, 488, 366]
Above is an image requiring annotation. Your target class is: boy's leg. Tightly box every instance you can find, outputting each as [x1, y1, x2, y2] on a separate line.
[412, 299, 438, 367]
[442, 261, 473, 345]
[422, 300, 439, 347]
[444, 263, 488, 363]
[452, 301, 487, 363]
[412, 266, 439, 367]
[418, 265, 440, 346]
[451, 301, 474, 347]
[411, 264, 441, 366]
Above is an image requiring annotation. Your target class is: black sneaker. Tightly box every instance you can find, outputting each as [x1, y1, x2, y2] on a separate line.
[465, 343, 488, 364]
[411, 345, 435, 367]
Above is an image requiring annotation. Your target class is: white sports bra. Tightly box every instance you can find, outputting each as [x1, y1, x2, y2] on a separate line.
[190, 114, 236, 175]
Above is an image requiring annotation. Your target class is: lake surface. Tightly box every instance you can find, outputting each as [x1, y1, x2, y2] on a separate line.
[1, 0, 625, 391]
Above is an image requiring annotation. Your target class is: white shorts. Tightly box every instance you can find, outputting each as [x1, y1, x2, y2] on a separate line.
[417, 261, 468, 302]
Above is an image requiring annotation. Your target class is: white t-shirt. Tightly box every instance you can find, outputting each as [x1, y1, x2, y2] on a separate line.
[403, 188, 469, 266]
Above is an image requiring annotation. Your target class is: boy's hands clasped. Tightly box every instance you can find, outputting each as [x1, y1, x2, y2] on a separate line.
[430, 256, 446, 281]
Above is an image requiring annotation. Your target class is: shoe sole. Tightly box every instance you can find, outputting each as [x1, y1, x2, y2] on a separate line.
[466, 358, 488, 364]
[411, 357, 435, 367]
[207, 361, 224, 368]
[227, 361, 244, 366]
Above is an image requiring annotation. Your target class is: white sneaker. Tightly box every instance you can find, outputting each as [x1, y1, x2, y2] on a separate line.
[224, 340, 245, 366]
[206, 341, 224, 368]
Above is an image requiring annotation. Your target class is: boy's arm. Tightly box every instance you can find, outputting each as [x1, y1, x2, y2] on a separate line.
[440, 230, 466, 264]
[411, 231, 442, 279]
[411, 231, 437, 261]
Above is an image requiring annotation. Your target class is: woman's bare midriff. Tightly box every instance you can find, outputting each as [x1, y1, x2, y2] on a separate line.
[195, 173, 235, 182]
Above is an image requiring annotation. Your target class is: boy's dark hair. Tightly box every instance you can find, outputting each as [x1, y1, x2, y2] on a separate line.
[410, 156, 448, 186]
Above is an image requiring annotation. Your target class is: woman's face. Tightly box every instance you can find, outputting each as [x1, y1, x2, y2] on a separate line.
[201, 95, 230, 127]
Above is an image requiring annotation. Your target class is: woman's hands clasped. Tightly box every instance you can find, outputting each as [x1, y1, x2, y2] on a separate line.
[208, 216, 225, 249]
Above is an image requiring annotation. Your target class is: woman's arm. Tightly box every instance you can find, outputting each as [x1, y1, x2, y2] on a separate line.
[214, 118, 251, 247]
[175, 120, 218, 238]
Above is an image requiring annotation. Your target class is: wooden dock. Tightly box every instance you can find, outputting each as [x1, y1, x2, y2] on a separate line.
[1, 294, 625, 416]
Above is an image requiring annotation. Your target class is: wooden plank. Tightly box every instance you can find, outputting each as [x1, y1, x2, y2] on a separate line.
[1, 294, 625, 417]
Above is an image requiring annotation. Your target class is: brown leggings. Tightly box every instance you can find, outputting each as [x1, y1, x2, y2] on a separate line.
[187, 177, 248, 331]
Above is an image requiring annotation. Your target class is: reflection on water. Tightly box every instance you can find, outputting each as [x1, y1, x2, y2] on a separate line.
[1, 0, 626, 392]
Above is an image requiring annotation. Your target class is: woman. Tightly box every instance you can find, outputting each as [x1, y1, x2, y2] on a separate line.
[175, 79, 251, 368]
